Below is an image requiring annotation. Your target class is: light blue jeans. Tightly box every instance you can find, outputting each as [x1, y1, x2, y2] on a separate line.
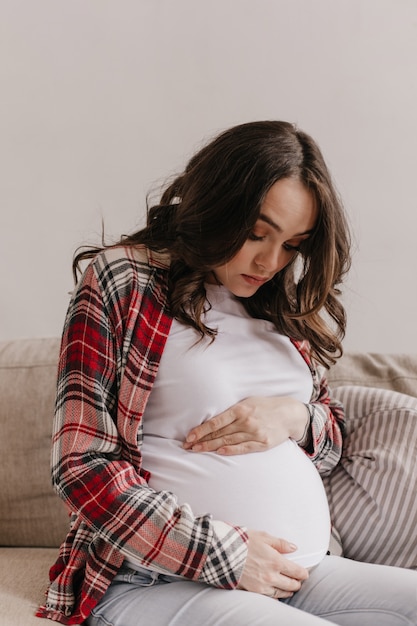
[87, 555, 417, 626]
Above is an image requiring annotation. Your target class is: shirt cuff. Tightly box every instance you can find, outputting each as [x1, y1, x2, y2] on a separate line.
[198, 520, 248, 589]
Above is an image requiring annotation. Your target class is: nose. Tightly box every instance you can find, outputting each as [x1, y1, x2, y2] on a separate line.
[255, 245, 286, 274]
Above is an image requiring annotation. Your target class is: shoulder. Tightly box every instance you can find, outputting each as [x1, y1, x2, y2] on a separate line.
[87, 245, 170, 294]
[92, 245, 170, 277]
[73, 245, 171, 321]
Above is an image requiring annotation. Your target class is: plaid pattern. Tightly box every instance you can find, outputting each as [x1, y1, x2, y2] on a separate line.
[37, 245, 344, 624]
[292, 339, 345, 475]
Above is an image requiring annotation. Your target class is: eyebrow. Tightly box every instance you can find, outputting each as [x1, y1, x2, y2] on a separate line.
[258, 213, 314, 237]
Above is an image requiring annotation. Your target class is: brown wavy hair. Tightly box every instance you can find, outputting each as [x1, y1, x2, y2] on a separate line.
[74, 121, 351, 367]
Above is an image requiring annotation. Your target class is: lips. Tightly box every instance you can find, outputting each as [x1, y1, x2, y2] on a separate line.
[242, 274, 270, 286]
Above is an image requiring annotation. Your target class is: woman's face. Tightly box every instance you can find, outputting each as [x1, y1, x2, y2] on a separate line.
[208, 178, 317, 297]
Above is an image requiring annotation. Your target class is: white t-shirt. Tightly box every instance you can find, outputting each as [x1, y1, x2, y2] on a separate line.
[139, 284, 330, 568]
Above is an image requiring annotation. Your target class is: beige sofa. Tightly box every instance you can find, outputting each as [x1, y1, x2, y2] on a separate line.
[1, 337, 417, 625]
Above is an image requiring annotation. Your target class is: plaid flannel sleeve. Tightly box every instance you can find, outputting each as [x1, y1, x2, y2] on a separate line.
[294, 343, 345, 476]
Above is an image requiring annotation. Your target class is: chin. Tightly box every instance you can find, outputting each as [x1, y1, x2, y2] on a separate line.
[230, 285, 260, 298]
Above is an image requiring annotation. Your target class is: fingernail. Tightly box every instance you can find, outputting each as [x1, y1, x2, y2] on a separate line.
[186, 433, 196, 443]
[192, 444, 202, 452]
[289, 543, 298, 551]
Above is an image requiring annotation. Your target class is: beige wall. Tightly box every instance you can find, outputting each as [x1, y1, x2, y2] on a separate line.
[1, 0, 416, 352]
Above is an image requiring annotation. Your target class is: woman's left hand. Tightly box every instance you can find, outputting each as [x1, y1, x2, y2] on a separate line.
[183, 396, 310, 455]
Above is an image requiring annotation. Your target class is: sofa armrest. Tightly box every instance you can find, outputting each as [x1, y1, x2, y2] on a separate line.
[328, 352, 417, 398]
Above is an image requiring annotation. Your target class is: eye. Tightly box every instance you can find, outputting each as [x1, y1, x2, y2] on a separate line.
[283, 242, 301, 252]
[248, 232, 266, 242]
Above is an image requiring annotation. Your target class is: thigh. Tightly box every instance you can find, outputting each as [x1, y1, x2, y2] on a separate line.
[87, 567, 329, 626]
[287, 555, 417, 626]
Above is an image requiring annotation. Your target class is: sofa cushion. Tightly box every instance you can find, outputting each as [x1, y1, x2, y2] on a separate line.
[323, 385, 417, 569]
[0, 337, 69, 547]
[0, 547, 57, 625]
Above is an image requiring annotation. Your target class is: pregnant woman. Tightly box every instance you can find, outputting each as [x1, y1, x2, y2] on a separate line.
[38, 121, 417, 625]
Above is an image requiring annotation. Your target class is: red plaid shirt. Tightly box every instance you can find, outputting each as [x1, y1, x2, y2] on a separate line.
[37, 245, 344, 624]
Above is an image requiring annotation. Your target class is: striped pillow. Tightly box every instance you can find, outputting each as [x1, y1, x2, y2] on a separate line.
[323, 385, 417, 569]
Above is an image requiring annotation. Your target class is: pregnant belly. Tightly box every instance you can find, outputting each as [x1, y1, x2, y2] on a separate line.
[141, 438, 330, 568]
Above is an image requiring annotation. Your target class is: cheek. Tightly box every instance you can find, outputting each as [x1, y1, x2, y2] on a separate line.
[230, 243, 253, 267]
[282, 250, 299, 271]
[213, 244, 253, 281]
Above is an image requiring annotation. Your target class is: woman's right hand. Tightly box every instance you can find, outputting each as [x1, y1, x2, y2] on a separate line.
[237, 530, 309, 599]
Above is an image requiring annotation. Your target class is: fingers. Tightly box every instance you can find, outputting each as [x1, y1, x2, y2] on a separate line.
[183, 402, 268, 453]
[183, 431, 266, 454]
[267, 573, 304, 597]
[270, 537, 298, 553]
[183, 396, 292, 454]
[237, 530, 309, 598]
[183, 409, 238, 451]
[269, 538, 309, 581]
[246, 575, 302, 600]
[267, 586, 296, 600]
[213, 441, 263, 455]
[184, 431, 262, 455]
[264, 564, 305, 596]
[238, 565, 305, 598]
[238, 575, 301, 599]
